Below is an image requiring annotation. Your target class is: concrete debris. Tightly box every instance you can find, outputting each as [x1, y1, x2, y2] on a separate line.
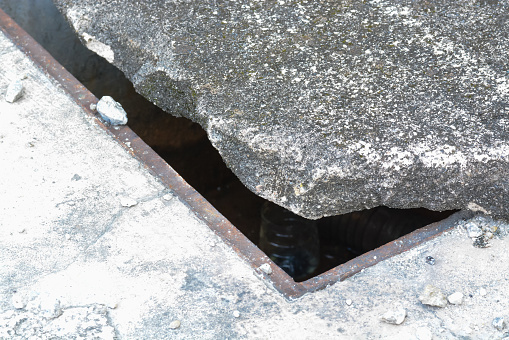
[259, 263, 272, 275]
[447, 292, 464, 305]
[162, 193, 174, 201]
[419, 285, 448, 308]
[425, 256, 435, 265]
[120, 196, 138, 207]
[380, 307, 406, 325]
[461, 216, 507, 249]
[466, 223, 483, 239]
[5, 79, 23, 103]
[492, 317, 506, 331]
[169, 320, 181, 329]
[96, 96, 128, 125]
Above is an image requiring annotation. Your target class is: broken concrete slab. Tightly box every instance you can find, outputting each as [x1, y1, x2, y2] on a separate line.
[54, 0, 509, 219]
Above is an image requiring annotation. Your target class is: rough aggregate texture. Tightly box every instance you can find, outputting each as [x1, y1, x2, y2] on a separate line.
[54, 0, 509, 218]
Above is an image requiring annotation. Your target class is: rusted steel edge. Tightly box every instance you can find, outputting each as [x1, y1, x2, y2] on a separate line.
[0, 9, 475, 300]
[298, 210, 474, 296]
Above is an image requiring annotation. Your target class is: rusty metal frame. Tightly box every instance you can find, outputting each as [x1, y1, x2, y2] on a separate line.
[0, 8, 473, 300]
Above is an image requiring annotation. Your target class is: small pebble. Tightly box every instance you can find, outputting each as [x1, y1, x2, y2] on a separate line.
[466, 223, 483, 238]
[259, 263, 272, 275]
[162, 194, 174, 201]
[345, 299, 352, 306]
[5, 80, 24, 103]
[96, 96, 128, 125]
[492, 317, 506, 331]
[425, 256, 435, 265]
[233, 310, 240, 318]
[447, 292, 464, 305]
[169, 320, 181, 329]
[90, 103, 97, 111]
[120, 197, 138, 207]
[419, 285, 448, 307]
[380, 307, 406, 325]
[479, 288, 487, 296]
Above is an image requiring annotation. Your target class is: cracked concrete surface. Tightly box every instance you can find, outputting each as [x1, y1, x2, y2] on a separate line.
[1, 22, 509, 339]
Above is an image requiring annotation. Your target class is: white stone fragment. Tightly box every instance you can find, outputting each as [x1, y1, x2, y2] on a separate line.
[162, 194, 174, 201]
[169, 320, 181, 329]
[345, 299, 353, 306]
[492, 317, 506, 331]
[5, 80, 24, 103]
[96, 96, 128, 125]
[479, 287, 487, 296]
[233, 310, 240, 318]
[259, 263, 272, 275]
[120, 197, 138, 207]
[380, 307, 406, 325]
[419, 285, 448, 307]
[465, 223, 482, 238]
[447, 292, 464, 305]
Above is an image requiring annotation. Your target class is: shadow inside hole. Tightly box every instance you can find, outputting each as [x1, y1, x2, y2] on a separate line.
[2, 0, 456, 282]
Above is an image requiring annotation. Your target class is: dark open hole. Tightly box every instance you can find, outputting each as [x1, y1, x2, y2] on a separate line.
[2, 0, 456, 282]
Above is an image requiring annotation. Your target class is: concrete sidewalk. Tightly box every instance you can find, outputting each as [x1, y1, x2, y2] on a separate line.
[1, 26, 509, 339]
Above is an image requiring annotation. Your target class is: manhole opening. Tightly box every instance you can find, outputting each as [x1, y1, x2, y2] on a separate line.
[1, 1, 457, 285]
